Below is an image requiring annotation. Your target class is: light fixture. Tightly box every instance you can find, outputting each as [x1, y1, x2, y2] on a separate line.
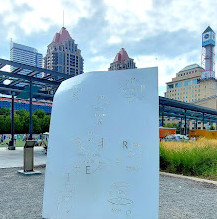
[3, 79, 12, 85]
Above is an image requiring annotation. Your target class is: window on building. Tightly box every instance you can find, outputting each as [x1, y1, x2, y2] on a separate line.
[175, 82, 182, 87]
[184, 80, 191, 86]
[168, 84, 174, 89]
[192, 79, 198, 84]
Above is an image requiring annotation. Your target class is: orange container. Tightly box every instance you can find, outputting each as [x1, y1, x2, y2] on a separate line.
[189, 130, 217, 139]
[159, 127, 176, 138]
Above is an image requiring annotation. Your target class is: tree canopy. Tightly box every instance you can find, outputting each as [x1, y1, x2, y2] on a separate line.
[0, 108, 50, 134]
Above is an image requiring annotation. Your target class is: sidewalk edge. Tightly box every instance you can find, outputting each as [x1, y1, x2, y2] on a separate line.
[160, 171, 217, 186]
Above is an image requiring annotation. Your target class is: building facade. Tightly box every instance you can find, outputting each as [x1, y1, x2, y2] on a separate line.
[10, 42, 43, 78]
[165, 64, 204, 103]
[44, 27, 84, 76]
[108, 48, 136, 71]
[0, 97, 52, 113]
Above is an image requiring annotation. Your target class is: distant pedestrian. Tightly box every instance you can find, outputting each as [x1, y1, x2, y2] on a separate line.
[1, 134, 3, 144]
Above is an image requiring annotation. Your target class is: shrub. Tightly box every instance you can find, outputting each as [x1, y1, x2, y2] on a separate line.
[160, 138, 217, 178]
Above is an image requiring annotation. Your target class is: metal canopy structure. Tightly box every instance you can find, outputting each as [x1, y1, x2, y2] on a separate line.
[0, 58, 72, 100]
[0, 58, 74, 146]
[159, 96, 217, 134]
[0, 57, 217, 143]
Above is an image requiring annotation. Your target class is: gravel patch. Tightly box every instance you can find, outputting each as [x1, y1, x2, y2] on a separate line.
[0, 168, 216, 219]
[160, 175, 217, 219]
[0, 167, 45, 219]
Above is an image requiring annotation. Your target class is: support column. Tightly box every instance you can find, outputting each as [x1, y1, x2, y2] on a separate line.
[11, 92, 15, 147]
[184, 109, 187, 135]
[29, 80, 33, 140]
[196, 120, 198, 130]
[180, 118, 182, 134]
[161, 105, 164, 127]
[202, 113, 205, 130]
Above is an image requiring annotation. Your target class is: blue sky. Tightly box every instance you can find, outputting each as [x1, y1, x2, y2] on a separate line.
[0, 0, 217, 96]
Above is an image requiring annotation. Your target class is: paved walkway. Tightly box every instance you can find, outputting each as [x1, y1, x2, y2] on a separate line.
[0, 167, 216, 219]
[0, 149, 216, 218]
[0, 146, 46, 168]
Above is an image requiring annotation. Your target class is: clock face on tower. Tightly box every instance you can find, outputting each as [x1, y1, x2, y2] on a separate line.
[204, 33, 209, 39]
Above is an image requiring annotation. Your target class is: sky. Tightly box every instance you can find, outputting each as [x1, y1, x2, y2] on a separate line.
[0, 0, 217, 96]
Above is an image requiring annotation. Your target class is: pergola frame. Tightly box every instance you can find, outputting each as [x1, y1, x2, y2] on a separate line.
[0, 58, 217, 146]
[0, 58, 73, 147]
[159, 97, 217, 134]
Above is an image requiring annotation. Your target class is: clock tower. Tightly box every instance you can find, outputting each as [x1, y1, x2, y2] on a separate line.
[201, 26, 215, 79]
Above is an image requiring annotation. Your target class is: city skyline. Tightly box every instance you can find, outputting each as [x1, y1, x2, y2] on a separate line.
[44, 27, 84, 76]
[108, 48, 136, 71]
[1, 0, 217, 96]
[10, 41, 43, 79]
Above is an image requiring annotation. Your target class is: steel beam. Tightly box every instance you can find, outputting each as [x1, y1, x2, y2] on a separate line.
[184, 109, 187, 135]
[0, 58, 71, 79]
[0, 70, 60, 86]
[11, 92, 15, 146]
[29, 80, 33, 140]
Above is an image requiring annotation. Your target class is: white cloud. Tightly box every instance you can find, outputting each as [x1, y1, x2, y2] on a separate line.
[1, 0, 93, 38]
[103, 0, 217, 44]
[108, 36, 122, 45]
[134, 50, 200, 96]
[90, 56, 107, 63]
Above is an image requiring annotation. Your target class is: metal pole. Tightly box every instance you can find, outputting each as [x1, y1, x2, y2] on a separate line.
[29, 80, 33, 140]
[184, 109, 187, 135]
[202, 113, 205, 130]
[162, 105, 164, 127]
[180, 118, 182, 134]
[11, 92, 15, 146]
[196, 120, 198, 130]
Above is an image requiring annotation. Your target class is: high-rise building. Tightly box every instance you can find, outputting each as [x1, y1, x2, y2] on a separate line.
[10, 42, 43, 78]
[108, 48, 136, 71]
[44, 27, 84, 76]
[165, 64, 204, 103]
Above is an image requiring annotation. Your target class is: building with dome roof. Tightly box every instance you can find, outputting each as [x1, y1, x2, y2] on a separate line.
[44, 27, 83, 76]
[108, 48, 136, 71]
[165, 64, 204, 103]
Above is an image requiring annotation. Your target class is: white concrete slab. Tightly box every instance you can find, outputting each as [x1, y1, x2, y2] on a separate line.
[43, 68, 159, 219]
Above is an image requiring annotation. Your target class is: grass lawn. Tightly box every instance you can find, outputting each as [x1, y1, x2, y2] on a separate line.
[0, 140, 48, 147]
[160, 138, 217, 181]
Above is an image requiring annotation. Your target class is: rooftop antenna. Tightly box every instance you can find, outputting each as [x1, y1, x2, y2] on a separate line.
[63, 10, 64, 27]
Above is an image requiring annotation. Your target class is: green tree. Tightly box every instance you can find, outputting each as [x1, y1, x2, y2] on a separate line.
[14, 114, 23, 134]
[210, 125, 215, 130]
[165, 123, 179, 132]
[16, 109, 28, 119]
[0, 115, 5, 133]
[0, 107, 10, 117]
[34, 109, 46, 119]
[23, 111, 30, 133]
[33, 114, 42, 134]
[41, 115, 51, 133]
[4, 116, 11, 133]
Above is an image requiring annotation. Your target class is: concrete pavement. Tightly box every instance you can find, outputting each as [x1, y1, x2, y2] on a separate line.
[0, 146, 46, 168]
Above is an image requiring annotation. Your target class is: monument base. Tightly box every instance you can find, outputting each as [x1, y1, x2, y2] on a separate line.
[17, 170, 41, 175]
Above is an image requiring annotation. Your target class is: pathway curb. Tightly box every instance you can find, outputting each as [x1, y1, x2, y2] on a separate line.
[160, 171, 217, 186]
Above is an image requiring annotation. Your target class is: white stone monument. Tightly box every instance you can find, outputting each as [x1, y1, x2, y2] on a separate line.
[43, 68, 159, 219]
